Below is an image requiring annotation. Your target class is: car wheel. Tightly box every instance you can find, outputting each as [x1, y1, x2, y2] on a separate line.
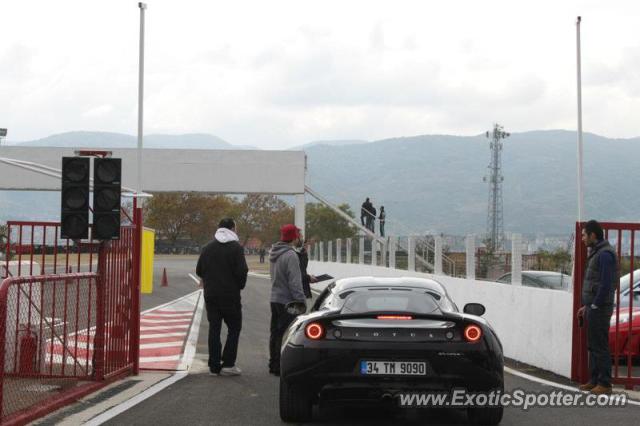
[467, 406, 503, 425]
[279, 378, 312, 423]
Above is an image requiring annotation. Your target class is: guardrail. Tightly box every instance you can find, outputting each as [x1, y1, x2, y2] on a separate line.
[0, 213, 142, 424]
[0, 273, 98, 422]
[311, 235, 471, 278]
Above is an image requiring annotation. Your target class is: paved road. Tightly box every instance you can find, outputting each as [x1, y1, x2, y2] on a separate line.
[140, 256, 201, 312]
[109, 273, 640, 426]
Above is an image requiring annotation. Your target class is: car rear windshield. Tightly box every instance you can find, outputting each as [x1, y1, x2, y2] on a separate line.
[339, 290, 443, 315]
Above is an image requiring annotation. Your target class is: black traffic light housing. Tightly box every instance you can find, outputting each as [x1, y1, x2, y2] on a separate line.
[61, 157, 90, 239]
[93, 158, 122, 240]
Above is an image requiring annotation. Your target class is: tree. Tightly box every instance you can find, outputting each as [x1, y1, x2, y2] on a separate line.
[236, 194, 294, 246]
[477, 237, 497, 279]
[144, 193, 206, 247]
[144, 192, 296, 248]
[185, 195, 238, 246]
[144, 193, 240, 247]
[0, 224, 9, 260]
[536, 248, 572, 273]
[305, 203, 358, 242]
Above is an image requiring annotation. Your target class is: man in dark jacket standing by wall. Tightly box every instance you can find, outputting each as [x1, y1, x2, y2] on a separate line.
[269, 224, 306, 375]
[577, 220, 617, 394]
[196, 218, 248, 376]
[295, 233, 317, 299]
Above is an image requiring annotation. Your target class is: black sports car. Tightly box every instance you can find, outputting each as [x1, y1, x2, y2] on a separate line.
[279, 276, 504, 424]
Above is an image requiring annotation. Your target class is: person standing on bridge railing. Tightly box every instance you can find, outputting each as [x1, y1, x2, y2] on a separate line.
[379, 206, 386, 237]
[196, 218, 248, 377]
[361, 198, 372, 227]
[269, 224, 306, 376]
[577, 220, 618, 395]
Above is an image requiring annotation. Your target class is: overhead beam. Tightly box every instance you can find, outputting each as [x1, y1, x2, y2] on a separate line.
[0, 147, 306, 194]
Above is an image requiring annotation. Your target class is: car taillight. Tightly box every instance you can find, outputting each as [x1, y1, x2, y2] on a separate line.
[464, 324, 482, 343]
[305, 322, 325, 340]
[377, 315, 413, 320]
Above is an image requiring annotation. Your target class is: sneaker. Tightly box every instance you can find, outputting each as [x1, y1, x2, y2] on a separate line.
[578, 382, 596, 391]
[590, 385, 612, 395]
[220, 366, 242, 376]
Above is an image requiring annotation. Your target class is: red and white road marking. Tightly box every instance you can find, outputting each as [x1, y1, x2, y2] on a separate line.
[139, 291, 203, 371]
[44, 290, 204, 372]
[138, 308, 194, 370]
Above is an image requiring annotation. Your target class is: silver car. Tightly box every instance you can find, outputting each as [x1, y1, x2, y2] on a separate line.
[496, 270, 571, 290]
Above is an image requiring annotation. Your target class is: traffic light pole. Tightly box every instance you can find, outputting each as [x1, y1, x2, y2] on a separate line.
[131, 204, 143, 375]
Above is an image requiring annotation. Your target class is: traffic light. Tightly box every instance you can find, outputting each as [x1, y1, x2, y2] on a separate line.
[61, 157, 90, 239]
[93, 158, 122, 240]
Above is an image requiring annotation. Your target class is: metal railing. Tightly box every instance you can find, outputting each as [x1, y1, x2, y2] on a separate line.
[0, 273, 98, 420]
[312, 235, 456, 276]
[0, 213, 142, 423]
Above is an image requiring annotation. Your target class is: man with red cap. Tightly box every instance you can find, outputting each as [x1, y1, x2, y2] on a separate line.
[268, 224, 306, 375]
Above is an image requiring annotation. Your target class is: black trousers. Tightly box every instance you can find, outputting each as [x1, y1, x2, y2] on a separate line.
[587, 305, 614, 387]
[269, 302, 297, 372]
[206, 301, 242, 373]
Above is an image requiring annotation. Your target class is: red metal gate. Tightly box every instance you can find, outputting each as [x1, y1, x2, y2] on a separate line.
[572, 221, 640, 389]
[0, 207, 142, 423]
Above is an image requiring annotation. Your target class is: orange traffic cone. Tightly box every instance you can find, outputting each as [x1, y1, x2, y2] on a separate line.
[161, 268, 169, 287]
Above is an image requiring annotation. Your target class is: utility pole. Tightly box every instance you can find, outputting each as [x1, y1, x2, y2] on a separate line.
[137, 3, 147, 199]
[484, 124, 510, 252]
[576, 16, 584, 222]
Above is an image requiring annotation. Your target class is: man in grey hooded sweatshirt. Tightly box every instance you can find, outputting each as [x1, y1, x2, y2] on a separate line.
[268, 224, 306, 375]
[196, 218, 248, 376]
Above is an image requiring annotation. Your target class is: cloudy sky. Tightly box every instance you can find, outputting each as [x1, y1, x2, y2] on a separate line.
[1, 0, 639, 149]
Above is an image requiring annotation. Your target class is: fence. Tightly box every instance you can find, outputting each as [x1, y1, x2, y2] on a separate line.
[0, 273, 98, 420]
[311, 236, 457, 276]
[572, 222, 640, 389]
[311, 234, 574, 282]
[0, 211, 142, 423]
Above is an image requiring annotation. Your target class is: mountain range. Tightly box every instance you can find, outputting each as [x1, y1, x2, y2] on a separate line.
[1, 130, 639, 235]
[8, 131, 255, 150]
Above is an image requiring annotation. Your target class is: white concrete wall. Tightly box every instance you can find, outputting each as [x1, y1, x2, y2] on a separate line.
[308, 261, 573, 378]
[0, 147, 306, 194]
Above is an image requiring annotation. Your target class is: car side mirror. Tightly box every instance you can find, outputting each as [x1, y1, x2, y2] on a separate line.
[286, 301, 307, 316]
[463, 303, 486, 316]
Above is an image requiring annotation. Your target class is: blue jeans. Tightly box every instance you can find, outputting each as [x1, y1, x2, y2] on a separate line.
[587, 305, 613, 387]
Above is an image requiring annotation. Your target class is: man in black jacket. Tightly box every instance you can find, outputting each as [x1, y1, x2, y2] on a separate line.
[295, 234, 317, 299]
[577, 220, 617, 395]
[361, 198, 371, 227]
[196, 218, 248, 376]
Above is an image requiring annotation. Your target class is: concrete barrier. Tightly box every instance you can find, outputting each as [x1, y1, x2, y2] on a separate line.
[308, 261, 572, 379]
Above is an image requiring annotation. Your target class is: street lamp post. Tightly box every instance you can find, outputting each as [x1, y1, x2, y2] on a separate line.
[137, 3, 146, 201]
[576, 16, 584, 222]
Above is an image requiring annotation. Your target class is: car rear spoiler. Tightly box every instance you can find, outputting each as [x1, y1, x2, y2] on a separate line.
[313, 311, 475, 325]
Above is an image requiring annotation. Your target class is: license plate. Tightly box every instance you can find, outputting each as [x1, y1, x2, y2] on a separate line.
[360, 360, 428, 376]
